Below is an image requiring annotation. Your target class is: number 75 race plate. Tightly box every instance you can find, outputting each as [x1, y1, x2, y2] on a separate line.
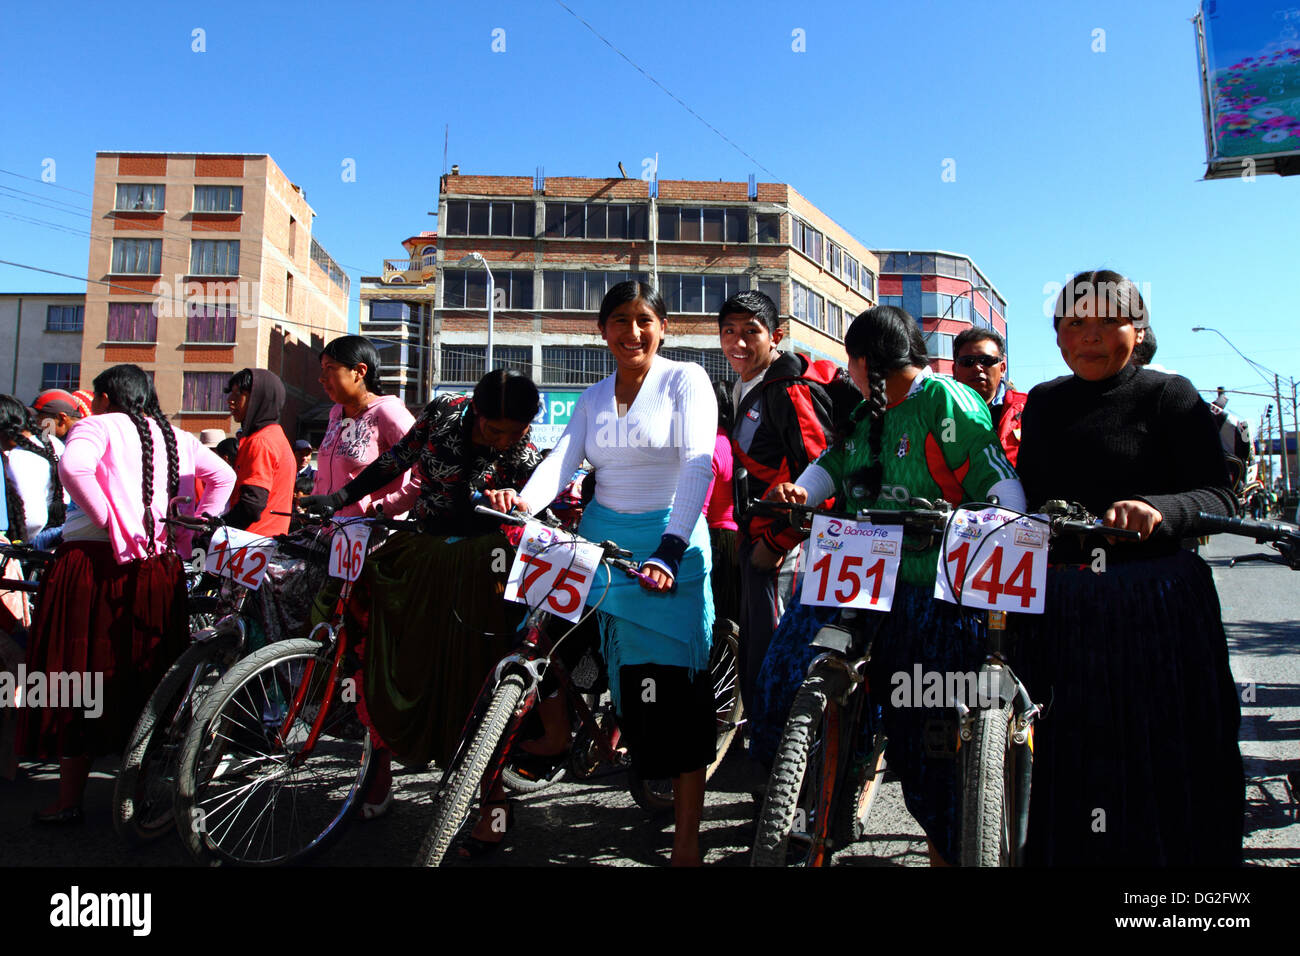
[933, 508, 1047, 614]
[799, 515, 904, 611]
[503, 521, 604, 622]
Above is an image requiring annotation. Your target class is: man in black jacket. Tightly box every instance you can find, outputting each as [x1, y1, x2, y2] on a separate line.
[719, 291, 845, 723]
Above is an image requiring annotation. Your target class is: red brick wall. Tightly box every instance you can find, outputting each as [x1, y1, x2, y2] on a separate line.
[118, 155, 167, 176]
[176, 415, 231, 435]
[113, 215, 163, 231]
[107, 279, 159, 295]
[443, 175, 534, 196]
[195, 157, 245, 177]
[191, 215, 242, 232]
[180, 346, 235, 363]
[104, 345, 157, 363]
[658, 180, 751, 201]
[543, 178, 647, 199]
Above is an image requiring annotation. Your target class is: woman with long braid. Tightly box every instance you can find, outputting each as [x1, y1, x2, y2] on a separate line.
[0, 395, 68, 543]
[18, 364, 235, 822]
[763, 306, 1025, 865]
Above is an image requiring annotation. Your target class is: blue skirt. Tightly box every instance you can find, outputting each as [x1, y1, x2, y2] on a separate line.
[577, 501, 713, 713]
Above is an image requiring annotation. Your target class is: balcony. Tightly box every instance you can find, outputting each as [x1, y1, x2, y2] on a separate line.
[382, 256, 436, 284]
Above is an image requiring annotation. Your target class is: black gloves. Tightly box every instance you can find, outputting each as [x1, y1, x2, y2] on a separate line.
[643, 534, 688, 580]
[297, 491, 348, 518]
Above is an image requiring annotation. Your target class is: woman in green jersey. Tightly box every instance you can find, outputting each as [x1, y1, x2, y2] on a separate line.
[762, 305, 1025, 865]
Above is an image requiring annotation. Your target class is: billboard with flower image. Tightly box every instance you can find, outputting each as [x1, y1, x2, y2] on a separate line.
[1195, 1, 1300, 178]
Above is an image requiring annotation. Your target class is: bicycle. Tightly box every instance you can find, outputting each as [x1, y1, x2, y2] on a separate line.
[415, 503, 744, 865]
[112, 504, 331, 846]
[172, 509, 413, 865]
[749, 497, 1140, 867]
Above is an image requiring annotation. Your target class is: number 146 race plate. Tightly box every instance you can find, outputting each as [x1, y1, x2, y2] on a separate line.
[933, 508, 1048, 614]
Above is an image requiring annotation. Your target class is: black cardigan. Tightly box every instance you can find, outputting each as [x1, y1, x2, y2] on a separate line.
[1016, 364, 1236, 562]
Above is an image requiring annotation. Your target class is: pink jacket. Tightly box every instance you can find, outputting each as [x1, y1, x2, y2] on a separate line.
[703, 430, 738, 531]
[59, 413, 236, 564]
[312, 394, 419, 517]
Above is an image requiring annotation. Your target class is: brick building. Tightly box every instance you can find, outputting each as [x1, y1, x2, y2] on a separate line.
[360, 172, 880, 437]
[82, 152, 350, 438]
[875, 250, 1009, 378]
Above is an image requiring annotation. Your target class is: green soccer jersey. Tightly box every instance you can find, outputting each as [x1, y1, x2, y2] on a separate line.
[813, 370, 1018, 585]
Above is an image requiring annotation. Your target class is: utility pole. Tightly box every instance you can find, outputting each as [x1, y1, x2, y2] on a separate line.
[1278, 375, 1292, 492]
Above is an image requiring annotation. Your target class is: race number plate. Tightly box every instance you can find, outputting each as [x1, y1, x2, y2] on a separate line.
[933, 508, 1047, 613]
[799, 515, 904, 611]
[504, 521, 604, 622]
[205, 526, 275, 590]
[328, 522, 372, 582]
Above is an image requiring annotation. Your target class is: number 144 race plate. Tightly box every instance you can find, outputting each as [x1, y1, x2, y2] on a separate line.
[933, 508, 1047, 613]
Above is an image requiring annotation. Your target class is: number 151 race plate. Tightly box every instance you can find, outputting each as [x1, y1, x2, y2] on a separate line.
[800, 515, 904, 611]
[933, 508, 1047, 614]
[504, 521, 604, 622]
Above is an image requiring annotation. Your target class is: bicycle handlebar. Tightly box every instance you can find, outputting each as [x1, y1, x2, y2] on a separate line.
[472, 504, 640, 574]
[277, 509, 422, 532]
[1195, 511, 1300, 543]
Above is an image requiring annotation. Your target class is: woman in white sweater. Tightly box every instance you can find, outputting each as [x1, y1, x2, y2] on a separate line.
[493, 280, 717, 866]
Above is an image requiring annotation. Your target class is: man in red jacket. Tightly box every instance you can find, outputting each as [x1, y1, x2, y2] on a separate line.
[951, 328, 1027, 467]
[719, 291, 846, 718]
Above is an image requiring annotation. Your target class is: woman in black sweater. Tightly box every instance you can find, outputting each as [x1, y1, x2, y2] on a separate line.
[1015, 270, 1243, 866]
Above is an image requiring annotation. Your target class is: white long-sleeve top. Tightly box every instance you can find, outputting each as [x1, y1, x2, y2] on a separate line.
[520, 356, 717, 542]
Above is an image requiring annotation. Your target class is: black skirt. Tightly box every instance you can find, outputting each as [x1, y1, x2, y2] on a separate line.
[617, 663, 716, 779]
[1015, 550, 1244, 866]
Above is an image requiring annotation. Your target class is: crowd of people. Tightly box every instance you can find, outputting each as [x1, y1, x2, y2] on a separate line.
[0, 269, 1247, 866]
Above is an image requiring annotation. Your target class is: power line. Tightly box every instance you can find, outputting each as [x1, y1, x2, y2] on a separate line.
[552, 0, 778, 180]
[0, 166, 94, 197]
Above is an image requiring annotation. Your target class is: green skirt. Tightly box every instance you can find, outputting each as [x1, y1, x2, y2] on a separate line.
[345, 531, 522, 767]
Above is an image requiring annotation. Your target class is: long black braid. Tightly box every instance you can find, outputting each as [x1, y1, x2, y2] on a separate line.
[841, 306, 930, 503]
[146, 394, 180, 554]
[15, 433, 66, 528]
[91, 364, 162, 557]
[1, 452, 25, 539]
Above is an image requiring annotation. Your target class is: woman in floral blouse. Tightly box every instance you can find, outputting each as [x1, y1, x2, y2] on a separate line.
[300, 369, 543, 828]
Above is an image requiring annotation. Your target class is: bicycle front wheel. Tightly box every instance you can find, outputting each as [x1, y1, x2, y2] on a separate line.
[751, 667, 850, 867]
[415, 672, 529, 866]
[174, 637, 372, 866]
[114, 629, 240, 846]
[959, 697, 1015, 867]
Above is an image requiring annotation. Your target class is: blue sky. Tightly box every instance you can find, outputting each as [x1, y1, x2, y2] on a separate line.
[1, 0, 1297, 433]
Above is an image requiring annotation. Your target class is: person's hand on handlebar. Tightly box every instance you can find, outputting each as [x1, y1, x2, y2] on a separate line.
[484, 489, 531, 516]
[1103, 499, 1162, 542]
[298, 492, 346, 518]
[765, 482, 809, 504]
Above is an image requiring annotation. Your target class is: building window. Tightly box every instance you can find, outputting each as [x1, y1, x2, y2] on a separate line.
[828, 303, 843, 340]
[310, 238, 349, 294]
[658, 273, 745, 314]
[921, 292, 972, 321]
[186, 303, 238, 343]
[41, 363, 79, 391]
[193, 185, 243, 212]
[441, 345, 484, 384]
[757, 279, 783, 311]
[443, 269, 533, 309]
[659, 348, 734, 381]
[541, 346, 616, 385]
[658, 206, 747, 243]
[182, 372, 230, 412]
[756, 212, 781, 243]
[923, 331, 954, 360]
[860, 266, 876, 298]
[880, 295, 904, 309]
[543, 202, 647, 240]
[791, 280, 825, 330]
[285, 272, 294, 314]
[45, 305, 83, 331]
[190, 239, 240, 276]
[111, 238, 162, 275]
[289, 216, 297, 257]
[114, 184, 164, 211]
[792, 219, 824, 264]
[541, 270, 648, 310]
[368, 301, 411, 323]
[106, 302, 158, 342]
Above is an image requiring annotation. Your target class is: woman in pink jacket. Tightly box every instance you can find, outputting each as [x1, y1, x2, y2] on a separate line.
[19, 364, 234, 822]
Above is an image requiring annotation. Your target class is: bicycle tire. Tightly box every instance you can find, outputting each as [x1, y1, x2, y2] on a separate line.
[959, 697, 1015, 867]
[174, 637, 372, 866]
[751, 667, 848, 867]
[834, 733, 887, 847]
[625, 630, 746, 813]
[414, 672, 528, 866]
[114, 629, 241, 846]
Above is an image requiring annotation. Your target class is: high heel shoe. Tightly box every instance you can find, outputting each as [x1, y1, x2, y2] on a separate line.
[457, 800, 515, 859]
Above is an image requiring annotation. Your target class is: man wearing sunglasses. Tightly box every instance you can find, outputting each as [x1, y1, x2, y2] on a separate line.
[950, 327, 1027, 466]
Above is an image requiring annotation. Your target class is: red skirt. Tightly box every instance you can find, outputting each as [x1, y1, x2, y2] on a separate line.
[17, 542, 188, 760]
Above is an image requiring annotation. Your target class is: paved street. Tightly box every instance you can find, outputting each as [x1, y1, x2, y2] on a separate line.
[2, 533, 1295, 867]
